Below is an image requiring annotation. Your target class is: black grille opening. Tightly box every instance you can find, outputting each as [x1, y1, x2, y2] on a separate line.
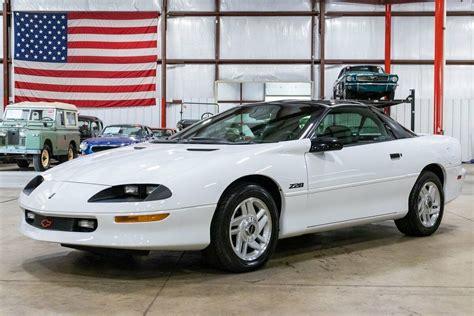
[25, 210, 97, 233]
[7, 129, 20, 145]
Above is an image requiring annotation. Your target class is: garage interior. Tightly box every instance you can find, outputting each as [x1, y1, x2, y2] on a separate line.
[0, 0, 473, 315]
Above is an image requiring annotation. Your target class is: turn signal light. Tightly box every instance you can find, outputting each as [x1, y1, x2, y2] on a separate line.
[114, 213, 169, 223]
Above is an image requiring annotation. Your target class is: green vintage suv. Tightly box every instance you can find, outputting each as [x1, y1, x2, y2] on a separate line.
[0, 102, 80, 171]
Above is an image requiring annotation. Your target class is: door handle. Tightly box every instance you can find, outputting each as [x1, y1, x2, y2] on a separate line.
[390, 153, 402, 160]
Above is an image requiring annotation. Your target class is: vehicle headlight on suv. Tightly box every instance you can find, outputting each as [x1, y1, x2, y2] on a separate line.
[391, 76, 399, 83]
[80, 141, 88, 151]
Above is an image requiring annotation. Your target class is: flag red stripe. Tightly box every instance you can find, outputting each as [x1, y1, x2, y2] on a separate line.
[67, 55, 157, 64]
[15, 96, 156, 107]
[15, 81, 155, 93]
[14, 67, 156, 79]
[68, 12, 159, 20]
[68, 26, 157, 35]
[68, 40, 157, 49]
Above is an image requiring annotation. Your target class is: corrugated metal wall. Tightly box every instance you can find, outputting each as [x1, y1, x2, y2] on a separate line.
[1, 0, 473, 160]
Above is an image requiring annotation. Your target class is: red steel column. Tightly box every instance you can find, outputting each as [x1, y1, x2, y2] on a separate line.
[433, 0, 445, 134]
[160, 1, 168, 128]
[384, 4, 391, 115]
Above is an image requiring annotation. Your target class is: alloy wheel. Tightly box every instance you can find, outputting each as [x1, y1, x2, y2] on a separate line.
[417, 181, 441, 227]
[229, 197, 272, 261]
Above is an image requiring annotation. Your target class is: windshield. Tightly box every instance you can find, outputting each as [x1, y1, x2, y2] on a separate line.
[101, 126, 143, 137]
[170, 103, 325, 144]
[4, 108, 55, 121]
[347, 66, 384, 74]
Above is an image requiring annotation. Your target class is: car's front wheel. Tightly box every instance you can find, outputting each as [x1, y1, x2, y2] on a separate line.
[395, 171, 444, 236]
[33, 144, 51, 171]
[203, 182, 279, 272]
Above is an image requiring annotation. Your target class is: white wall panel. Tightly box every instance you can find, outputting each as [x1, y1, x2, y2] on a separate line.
[391, 3, 435, 11]
[167, 17, 215, 59]
[220, 64, 311, 82]
[221, 0, 311, 11]
[446, 17, 474, 60]
[166, 64, 215, 126]
[325, 1, 382, 12]
[168, 0, 214, 11]
[325, 17, 384, 59]
[391, 65, 434, 100]
[393, 17, 434, 59]
[220, 17, 311, 59]
[167, 64, 215, 100]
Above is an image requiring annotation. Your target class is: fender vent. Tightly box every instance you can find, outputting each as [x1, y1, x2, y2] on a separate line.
[186, 148, 218, 152]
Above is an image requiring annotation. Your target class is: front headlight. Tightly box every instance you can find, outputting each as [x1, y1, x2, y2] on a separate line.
[79, 142, 88, 151]
[88, 184, 171, 203]
[19, 129, 27, 138]
[391, 76, 398, 83]
[346, 76, 353, 82]
[0, 130, 6, 137]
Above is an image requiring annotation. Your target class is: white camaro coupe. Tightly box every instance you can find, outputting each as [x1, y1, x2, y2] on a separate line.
[19, 100, 465, 272]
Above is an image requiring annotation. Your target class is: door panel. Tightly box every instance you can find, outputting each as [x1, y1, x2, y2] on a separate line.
[303, 106, 414, 228]
[305, 141, 413, 227]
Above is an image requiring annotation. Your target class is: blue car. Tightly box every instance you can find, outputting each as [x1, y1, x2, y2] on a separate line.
[79, 124, 153, 155]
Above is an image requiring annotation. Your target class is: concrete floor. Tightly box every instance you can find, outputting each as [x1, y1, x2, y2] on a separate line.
[0, 163, 473, 315]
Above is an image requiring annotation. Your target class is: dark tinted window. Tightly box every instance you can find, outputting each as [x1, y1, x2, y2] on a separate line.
[174, 103, 326, 144]
[316, 107, 393, 146]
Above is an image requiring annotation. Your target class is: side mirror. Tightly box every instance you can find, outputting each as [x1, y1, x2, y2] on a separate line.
[310, 136, 343, 153]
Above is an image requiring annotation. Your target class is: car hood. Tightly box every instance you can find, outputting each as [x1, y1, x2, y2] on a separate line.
[346, 71, 389, 76]
[44, 142, 263, 186]
[82, 136, 141, 146]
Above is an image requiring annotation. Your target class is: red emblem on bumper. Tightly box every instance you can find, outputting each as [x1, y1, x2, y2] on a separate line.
[40, 219, 52, 228]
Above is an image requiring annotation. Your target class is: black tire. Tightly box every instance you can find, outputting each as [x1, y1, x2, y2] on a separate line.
[59, 143, 78, 163]
[395, 171, 444, 237]
[33, 144, 51, 171]
[203, 182, 279, 272]
[17, 159, 30, 169]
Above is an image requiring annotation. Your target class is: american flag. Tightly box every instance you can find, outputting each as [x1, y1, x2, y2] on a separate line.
[13, 12, 158, 107]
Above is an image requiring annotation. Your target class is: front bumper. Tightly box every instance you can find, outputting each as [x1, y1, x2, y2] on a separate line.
[346, 83, 397, 93]
[0, 146, 41, 155]
[19, 204, 216, 251]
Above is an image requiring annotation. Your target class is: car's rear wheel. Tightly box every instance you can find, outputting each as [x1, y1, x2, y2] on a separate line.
[17, 159, 30, 169]
[60, 143, 78, 163]
[395, 171, 444, 236]
[33, 144, 51, 171]
[203, 182, 279, 272]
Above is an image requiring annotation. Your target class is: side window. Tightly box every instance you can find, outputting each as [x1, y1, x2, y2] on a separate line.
[316, 107, 393, 146]
[57, 110, 65, 127]
[65, 112, 77, 127]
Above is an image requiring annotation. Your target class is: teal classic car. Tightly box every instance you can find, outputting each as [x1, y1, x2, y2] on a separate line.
[0, 102, 80, 171]
[333, 65, 399, 100]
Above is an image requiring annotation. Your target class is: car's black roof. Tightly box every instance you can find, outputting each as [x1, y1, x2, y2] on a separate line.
[244, 99, 369, 108]
[78, 115, 102, 121]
